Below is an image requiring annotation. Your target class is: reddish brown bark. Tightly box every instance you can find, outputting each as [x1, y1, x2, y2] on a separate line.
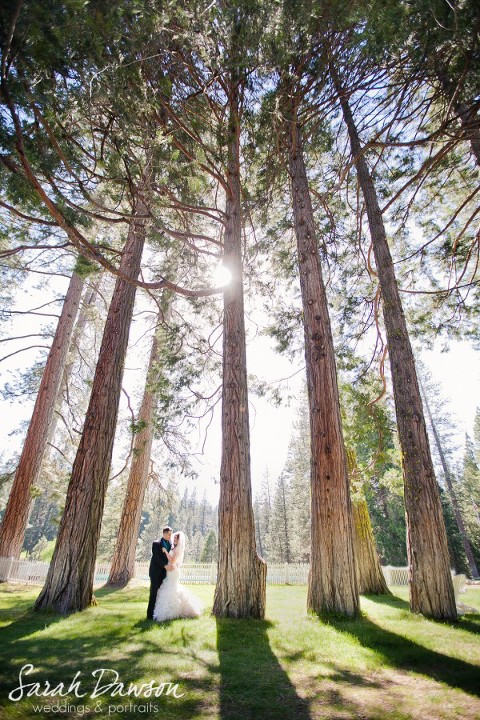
[34, 187, 149, 614]
[286, 100, 359, 617]
[212, 76, 266, 619]
[46, 274, 103, 451]
[0, 270, 84, 559]
[334, 72, 457, 620]
[107, 303, 168, 586]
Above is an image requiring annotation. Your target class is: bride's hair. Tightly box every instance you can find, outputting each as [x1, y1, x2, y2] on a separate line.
[173, 531, 186, 566]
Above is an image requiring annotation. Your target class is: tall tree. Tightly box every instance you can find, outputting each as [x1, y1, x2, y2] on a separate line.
[331, 65, 457, 620]
[457, 420, 480, 565]
[45, 270, 104, 454]
[265, 473, 291, 563]
[34, 168, 151, 612]
[283, 78, 359, 616]
[254, 471, 273, 560]
[200, 529, 218, 563]
[0, 266, 85, 559]
[212, 22, 267, 616]
[107, 297, 170, 586]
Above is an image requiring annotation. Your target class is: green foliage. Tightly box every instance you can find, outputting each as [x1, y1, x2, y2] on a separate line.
[439, 486, 470, 575]
[136, 479, 217, 564]
[200, 529, 218, 563]
[454, 414, 480, 568]
[264, 473, 292, 563]
[73, 255, 100, 279]
[254, 378, 407, 566]
[130, 419, 147, 435]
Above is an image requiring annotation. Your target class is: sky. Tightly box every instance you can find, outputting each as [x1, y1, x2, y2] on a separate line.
[184, 334, 480, 504]
[0, 267, 478, 507]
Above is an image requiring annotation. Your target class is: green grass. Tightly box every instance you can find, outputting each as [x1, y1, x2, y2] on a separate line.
[0, 582, 479, 719]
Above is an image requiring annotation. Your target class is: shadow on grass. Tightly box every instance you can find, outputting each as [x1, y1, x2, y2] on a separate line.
[0, 597, 66, 643]
[94, 583, 127, 597]
[363, 592, 410, 610]
[365, 591, 480, 635]
[456, 615, 480, 635]
[324, 613, 480, 698]
[216, 617, 311, 720]
[0, 608, 213, 719]
[94, 583, 149, 600]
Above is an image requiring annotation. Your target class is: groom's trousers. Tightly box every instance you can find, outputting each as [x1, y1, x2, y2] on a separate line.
[147, 569, 166, 619]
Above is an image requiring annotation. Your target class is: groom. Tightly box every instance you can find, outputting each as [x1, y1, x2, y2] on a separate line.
[147, 526, 172, 620]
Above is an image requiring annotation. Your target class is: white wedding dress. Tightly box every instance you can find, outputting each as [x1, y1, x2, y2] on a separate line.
[153, 532, 203, 621]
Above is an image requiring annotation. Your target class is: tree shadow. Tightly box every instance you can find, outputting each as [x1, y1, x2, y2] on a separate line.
[132, 617, 188, 633]
[456, 615, 480, 635]
[216, 617, 312, 720]
[94, 583, 126, 597]
[366, 591, 480, 635]
[0, 607, 213, 719]
[0, 604, 66, 643]
[94, 582, 148, 599]
[363, 591, 410, 610]
[324, 614, 480, 697]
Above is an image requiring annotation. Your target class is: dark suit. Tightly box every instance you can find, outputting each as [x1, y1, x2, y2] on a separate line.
[147, 537, 171, 619]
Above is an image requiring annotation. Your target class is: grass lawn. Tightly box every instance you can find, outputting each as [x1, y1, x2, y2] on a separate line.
[0, 582, 479, 720]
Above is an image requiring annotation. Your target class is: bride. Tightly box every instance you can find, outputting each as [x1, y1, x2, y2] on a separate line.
[153, 530, 204, 621]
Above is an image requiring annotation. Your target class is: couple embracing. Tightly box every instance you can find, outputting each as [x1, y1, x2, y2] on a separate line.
[147, 526, 204, 622]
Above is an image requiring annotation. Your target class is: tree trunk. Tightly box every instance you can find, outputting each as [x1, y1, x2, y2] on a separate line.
[421, 384, 479, 578]
[0, 270, 85, 560]
[352, 499, 391, 594]
[212, 76, 266, 619]
[346, 448, 390, 594]
[458, 103, 480, 167]
[24, 274, 103, 536]
[286, 103, 359, 617]
[255, 499, 264, 559]
[34, 187, 149, 614]
[46, 274, 103, 451]
[435, 68, 480, 167]
[334, 72, 457, 620]
[107, 300, 169, 586]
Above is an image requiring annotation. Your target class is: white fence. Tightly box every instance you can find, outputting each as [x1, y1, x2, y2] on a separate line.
[0, 557, 466, 598]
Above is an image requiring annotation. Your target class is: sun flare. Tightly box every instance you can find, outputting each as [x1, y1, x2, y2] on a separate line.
[212, 263, 232, 287]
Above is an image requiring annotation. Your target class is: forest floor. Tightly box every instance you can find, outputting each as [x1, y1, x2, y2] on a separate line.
[0, 583, 479, 720]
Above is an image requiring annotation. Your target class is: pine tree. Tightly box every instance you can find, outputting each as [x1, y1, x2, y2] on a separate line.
[213, 4, 267, 619]
[418, 367, 478, 578]
[35, 167, 152, 612]
[456, 423, 480, 568]
[200, 529, 218, 563]
[284, 399, 311, 563]
[283, 76, 359, 617]
[108, 299, 171, 585]
[0, 268, 85, 558]
[265, 473, 291, 563]
[331, 63, 457, 621]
